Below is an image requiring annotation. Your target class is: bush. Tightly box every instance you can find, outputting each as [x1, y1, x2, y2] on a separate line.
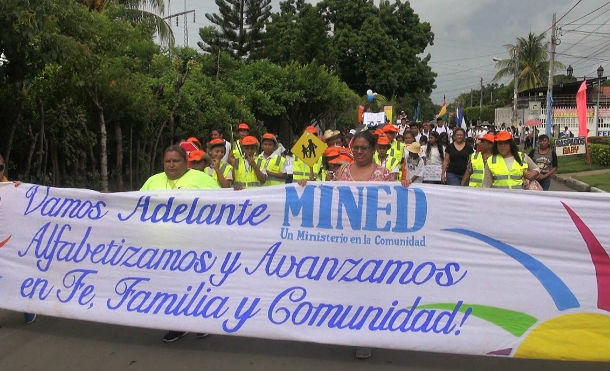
[588, 136, 610, 145]
[589, 143, 610, 167]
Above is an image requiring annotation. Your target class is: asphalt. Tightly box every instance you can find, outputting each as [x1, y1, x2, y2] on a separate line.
[552, 169, 609, 192]
[0, 310, 607, 371]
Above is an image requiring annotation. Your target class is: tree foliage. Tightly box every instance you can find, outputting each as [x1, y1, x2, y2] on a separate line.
[0, 0, 359, 191]
[492, 32, 564, 91]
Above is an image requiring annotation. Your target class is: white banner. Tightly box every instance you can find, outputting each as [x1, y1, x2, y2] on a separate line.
[0, 183, 609, 361]
[362, 112, 386, 127]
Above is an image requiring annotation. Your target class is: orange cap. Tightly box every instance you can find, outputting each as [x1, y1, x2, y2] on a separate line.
[495, 131, 513, 142]
[304, 126, 318, 135]
[241, 135, 258, 146]
[188, 149, 206, 162]
[237, 123, 250, 130]
[209, 138, 226, 148]
[186, 137, 201, 149]
[329, 153, 354, 165]
[382, 124, 399, 133]
[479, 133, 495, 143]
[324, 146, 342, 158]
[261, 133, 277, 143]
[373, 129, 384, 137]
[377, 136, 391, 145]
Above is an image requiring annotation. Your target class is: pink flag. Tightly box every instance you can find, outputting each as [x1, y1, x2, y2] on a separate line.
[576, 80, 587, 139]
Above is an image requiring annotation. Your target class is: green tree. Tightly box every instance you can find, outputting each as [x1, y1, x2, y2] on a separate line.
[262, 0, 331, 66]
[202, 0, 271, 59]
[492, 32, 564, 91]
[82, 0, 174, 46]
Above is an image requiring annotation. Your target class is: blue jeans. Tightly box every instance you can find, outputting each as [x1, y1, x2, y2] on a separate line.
[540, 176, 551, 191]
[446, 172, 463, 186]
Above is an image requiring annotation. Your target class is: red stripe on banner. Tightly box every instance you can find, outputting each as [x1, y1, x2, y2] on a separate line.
[561, 202, 610, 311]
[0, 235, 11, 248]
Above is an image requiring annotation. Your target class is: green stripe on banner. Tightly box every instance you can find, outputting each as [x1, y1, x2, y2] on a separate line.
[419, 303, 538, 337]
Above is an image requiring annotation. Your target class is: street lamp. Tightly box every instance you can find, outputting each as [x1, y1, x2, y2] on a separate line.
[567, 65, 573, 77]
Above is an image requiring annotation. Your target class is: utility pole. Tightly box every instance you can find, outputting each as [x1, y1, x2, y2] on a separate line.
[479, 77, 483, 120]
[163, 1, 196, 47]
[546, 12, 556, 138]
[470, 89, 473, 107]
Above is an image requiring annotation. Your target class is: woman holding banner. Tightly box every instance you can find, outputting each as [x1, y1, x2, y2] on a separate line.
[334, 130, 394, 182]
[140, 145, 218, 342]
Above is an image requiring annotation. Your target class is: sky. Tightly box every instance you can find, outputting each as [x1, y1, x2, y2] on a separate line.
[163, 0, 610, 104]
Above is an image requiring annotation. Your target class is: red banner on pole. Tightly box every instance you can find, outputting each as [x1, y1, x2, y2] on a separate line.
[576, 81, 588, 140]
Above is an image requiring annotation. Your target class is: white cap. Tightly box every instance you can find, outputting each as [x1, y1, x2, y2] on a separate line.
[349, 129, 356, 135]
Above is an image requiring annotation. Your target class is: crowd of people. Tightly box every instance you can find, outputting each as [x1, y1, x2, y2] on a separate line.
[0, 116, 558, 358]
[146, 118, 555, 196]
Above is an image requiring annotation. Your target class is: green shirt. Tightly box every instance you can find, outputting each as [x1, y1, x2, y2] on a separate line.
[140, 169, 220, 191]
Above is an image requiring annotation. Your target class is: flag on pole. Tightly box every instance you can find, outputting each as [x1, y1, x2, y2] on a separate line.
[576, 80, 588, 140]
[546, 93, 553, 138]
[456, 104, 464, 128]
[436, 95, 447, 120]
[414, 101, 421, 122]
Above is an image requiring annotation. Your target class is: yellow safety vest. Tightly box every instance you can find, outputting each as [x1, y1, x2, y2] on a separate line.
[258, 154, 286, 186]
[388, 140, 404, 164]
[204, 161, 233, 187]
[292, 156, 322, 181]
[374, 154, 401, 180]
[487, 152, 528, 189]
[232, 140, 244, 160]
[468, 152, 485, 188]
[233, 157, 262, 188]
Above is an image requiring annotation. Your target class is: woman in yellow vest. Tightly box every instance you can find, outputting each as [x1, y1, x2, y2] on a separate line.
[374, 135, 400, 180]
[483, 131, 539, 189]
[258, 133, 287, 186]
[461, 133, 494, 187]
[205, 139, 233, 188]
[141, 145, 219, 190]
[140, 145, 218, 342]
[233, 135, 267, 190]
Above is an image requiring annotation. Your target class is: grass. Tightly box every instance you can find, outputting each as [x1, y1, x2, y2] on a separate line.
[574, 174, 610, 192]
[556, 154, 606, 174]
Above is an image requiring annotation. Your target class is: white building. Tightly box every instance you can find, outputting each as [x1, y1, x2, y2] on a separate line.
[494, 78, 609, 137]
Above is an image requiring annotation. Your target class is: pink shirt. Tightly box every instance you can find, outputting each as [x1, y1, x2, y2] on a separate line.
[336, 163, 394, 181]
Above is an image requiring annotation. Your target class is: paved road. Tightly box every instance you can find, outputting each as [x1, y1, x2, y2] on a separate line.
[549, 177, 576, 191]
[1, 309, 607, 371]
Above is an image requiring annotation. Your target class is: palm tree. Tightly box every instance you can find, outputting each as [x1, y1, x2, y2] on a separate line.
[82, 0, 174, 47]
[492, 32, 564, 91]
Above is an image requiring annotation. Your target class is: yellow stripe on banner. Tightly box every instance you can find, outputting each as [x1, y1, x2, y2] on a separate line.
[515, 313, 610, 361]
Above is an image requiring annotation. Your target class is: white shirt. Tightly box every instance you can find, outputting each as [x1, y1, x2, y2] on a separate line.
[406, 156, 424, 183]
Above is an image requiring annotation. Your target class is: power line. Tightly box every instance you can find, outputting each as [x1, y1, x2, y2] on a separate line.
[563, 29, 610, 35]
[560, 14, 610, 53]
[541, 0, 583, 35]
[555, 51, 608, 62]
[561, 1, 610, 26]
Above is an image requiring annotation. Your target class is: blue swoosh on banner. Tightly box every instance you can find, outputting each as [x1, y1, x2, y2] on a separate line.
[443, 228, 580, 311]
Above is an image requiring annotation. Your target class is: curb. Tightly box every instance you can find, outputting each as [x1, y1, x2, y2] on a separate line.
[552, 174, 606, 193]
